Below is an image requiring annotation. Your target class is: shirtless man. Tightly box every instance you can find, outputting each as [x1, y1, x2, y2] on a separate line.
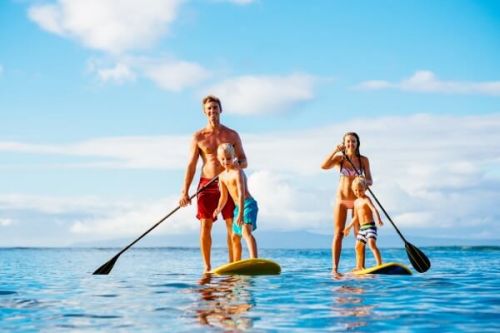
[179, 95, 247, 273]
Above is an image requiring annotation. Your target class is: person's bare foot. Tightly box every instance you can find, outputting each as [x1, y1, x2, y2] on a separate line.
[203, 266, 211, 274]
[331, 269, 343, 278]
[198, 273, 212, 285]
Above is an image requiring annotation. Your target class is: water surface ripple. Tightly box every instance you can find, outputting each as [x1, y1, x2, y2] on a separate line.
[1, 247, 499, 332]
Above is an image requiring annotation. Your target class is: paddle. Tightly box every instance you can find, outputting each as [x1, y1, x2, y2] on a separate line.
[342, 153, 431, 273]
[93, 175, 219, 275]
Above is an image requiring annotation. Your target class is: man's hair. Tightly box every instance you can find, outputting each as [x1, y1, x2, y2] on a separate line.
[352, 176, 367, 190]
[217, 143, 236, 158]
[202, 95, 222, 111]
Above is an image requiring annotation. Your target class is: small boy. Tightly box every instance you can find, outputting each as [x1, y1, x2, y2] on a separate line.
[213, 143, 258, 261]
[344, 176, 383, 270]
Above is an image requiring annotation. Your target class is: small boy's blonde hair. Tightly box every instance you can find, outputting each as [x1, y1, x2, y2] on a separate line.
[217, 143, 236, 158]
[352, 176, 367, 190]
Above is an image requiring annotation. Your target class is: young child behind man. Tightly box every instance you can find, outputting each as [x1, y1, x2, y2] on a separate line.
[344, 176, 383, 270]
[213, 143, 258, 261]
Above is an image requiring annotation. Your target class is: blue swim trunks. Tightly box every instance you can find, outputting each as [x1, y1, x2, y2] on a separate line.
[232, 197, 258, 236]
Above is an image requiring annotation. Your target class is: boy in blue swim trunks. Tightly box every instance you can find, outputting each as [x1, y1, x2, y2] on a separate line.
[213, 143, 258, 261]
[344, 176, 383, 271]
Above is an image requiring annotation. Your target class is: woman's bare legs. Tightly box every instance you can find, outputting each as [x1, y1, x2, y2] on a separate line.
[354, 241, 365, 270]
[332, 204, 347, 275]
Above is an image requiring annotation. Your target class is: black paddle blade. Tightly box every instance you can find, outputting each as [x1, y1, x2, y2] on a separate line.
[405, 242, 431, 273]
[93, 255, 120, 275]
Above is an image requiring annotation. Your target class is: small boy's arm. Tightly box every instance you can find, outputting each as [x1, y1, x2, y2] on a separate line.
[214, 181, 228, 218]
[235, 171, 246, 225]
[344, 216, 357, 236]
[368, 198, 383, 226]
[376, 211, 383, 226]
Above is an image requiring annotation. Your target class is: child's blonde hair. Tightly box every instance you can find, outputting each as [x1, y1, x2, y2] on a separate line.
[352, 176, 367, 190]
[217, 143, 236, 158]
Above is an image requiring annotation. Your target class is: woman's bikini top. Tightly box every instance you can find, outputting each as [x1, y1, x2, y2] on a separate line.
[339, 155, 363, 177]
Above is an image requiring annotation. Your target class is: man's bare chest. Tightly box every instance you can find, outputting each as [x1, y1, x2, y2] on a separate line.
[198, 135, 233, 155]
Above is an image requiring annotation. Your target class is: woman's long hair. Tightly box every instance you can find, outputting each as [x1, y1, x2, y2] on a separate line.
[343, 132, 361, 157]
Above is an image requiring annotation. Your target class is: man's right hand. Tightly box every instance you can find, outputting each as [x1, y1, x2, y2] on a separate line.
[179, 193, 191, 207]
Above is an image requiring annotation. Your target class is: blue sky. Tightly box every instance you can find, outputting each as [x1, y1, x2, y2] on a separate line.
[1, 0, 499, 246]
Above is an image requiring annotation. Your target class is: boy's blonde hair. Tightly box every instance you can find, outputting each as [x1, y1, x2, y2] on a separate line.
[352, 176, 367, 190]
[217, 143, 236, 158]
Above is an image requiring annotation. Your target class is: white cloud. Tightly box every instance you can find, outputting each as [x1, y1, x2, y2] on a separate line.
[356, 70, 500, 96]
[0, 136, 190, 169]
[2, 113, 500, 242]
[224, 0, 255, 4]
[248, 171, 329, 232]
[28, 0, 182, 54]
[69, 196, 199, 238]
[2, 114, 500, 176]
[0, 65, 4, 76]
[205, 73, 317, 115]
[28, 3, 65, 34]
[91, 59, 316, 98]
[0, 218, 13, 227]
[87, 56, 211, 91]
[0, 193, 128, 214]
[0, 193, 199, 243]
[143, 59, 212, 92]
[96, 63, 136, 84]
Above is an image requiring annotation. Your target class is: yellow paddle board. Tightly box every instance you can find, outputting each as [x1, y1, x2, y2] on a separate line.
[353, 262, 412, 275]
[210, 258, 281, 275]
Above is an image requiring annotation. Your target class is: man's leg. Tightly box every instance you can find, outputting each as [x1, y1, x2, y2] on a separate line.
[224, 218, 234, 262]
[200, 218, 213, 273]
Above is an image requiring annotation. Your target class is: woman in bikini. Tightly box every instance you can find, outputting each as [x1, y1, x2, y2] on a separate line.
[321, 132, 373, 276]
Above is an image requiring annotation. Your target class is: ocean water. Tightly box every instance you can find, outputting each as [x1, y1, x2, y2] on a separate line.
[0, 246, 499, 332]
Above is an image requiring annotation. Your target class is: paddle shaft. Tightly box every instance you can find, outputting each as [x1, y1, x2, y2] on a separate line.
[105, 176, 218, 260]
[342, 153, 408, 243]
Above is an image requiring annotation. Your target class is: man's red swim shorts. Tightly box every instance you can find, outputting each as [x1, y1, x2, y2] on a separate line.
[196, 177, 235, 221]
